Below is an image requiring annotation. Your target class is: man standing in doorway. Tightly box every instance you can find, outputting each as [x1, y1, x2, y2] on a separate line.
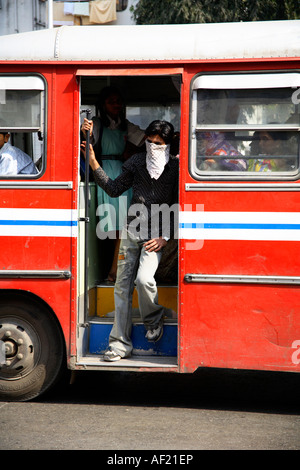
[82, 120, 179, 361]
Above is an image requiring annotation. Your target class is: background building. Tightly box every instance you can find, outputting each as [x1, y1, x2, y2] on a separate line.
[0, 0, 47, 35]
[52, 0, 136, 27]
[0, 0, 136, 36]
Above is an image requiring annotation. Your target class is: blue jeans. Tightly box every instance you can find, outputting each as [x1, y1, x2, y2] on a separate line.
[108, 229, 165, 357]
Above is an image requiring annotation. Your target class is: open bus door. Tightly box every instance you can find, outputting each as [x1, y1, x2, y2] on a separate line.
[76, 68, 183, 370]
[180, 71, 300, 374]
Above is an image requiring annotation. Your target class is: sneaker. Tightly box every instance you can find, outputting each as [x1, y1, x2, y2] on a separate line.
[103, 348, 122, 362]
[145, 324, 163, 342]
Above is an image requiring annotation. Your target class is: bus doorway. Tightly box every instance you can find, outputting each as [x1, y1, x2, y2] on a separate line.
[77, 73, 181, 369]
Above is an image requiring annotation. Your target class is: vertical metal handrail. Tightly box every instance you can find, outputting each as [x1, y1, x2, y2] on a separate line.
[81, 109, 92, 317]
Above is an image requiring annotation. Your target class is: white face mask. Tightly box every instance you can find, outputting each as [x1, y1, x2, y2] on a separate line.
[146, 140, 170, 179]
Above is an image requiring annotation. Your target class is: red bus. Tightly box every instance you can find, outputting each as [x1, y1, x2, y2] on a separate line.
[0, 20, 300, 401]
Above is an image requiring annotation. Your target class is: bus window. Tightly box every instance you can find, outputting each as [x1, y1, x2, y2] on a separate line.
[191, 73, 300, 179]
[116, 0, 128, 11]
[0, 75, 45, 177]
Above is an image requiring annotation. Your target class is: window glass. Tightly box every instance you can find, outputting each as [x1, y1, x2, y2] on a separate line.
[191, 75, 300, 178]
[127, 104, 180, 131]
[0, 75, 45, 178]
[0, 90, 41, 129]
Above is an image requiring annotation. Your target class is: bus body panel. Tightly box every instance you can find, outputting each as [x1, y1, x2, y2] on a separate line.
[180, 283, 300, 372]
[178, 60, 300, 373]
[0, 65, 79, 366]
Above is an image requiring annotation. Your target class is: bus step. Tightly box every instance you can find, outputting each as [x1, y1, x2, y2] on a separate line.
[89, 320, 177, 357]
[76, 355, 178, 370]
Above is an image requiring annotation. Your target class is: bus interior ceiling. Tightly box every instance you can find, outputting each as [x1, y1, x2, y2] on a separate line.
[80, 75, 181, 130]
[78, 75, 180, 363]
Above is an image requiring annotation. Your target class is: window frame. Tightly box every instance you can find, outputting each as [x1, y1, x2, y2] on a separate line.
[189, 71, 300, 181]
[0, 73, 47, 180]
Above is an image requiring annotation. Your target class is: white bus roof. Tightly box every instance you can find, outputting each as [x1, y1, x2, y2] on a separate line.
[0, 20, 299, 62]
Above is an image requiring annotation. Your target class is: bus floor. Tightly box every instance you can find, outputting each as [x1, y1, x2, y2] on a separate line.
[77, 283, 178, 370]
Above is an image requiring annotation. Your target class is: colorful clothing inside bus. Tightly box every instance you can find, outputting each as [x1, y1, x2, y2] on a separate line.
[248, 158, 277, 172]
[199, 132, 247, 171]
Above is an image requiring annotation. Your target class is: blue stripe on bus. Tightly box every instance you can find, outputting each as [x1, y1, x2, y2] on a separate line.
[1, 221, 298, 229]
[180, 223, 300, 230]
[0, 220, 77, 226]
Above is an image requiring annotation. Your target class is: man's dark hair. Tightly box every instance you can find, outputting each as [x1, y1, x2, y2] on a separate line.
[145, 120, 174, 145]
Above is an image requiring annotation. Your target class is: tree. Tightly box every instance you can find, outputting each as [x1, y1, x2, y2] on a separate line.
[130, 0, 300, 25]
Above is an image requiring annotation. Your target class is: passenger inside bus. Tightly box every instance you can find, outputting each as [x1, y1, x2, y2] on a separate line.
[248, 130, 297, 172]
[81, 120, 179, 361]
[196, 91, 247, 171]
[197, 131, 247, 171]
[81, 86, 145, 282]
[0, 132, 38, 175]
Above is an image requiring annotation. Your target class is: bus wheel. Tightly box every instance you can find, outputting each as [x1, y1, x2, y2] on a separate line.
[0, 298, 65, 402]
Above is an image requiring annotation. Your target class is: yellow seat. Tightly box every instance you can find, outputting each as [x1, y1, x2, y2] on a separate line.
[96, 285, 178, 317]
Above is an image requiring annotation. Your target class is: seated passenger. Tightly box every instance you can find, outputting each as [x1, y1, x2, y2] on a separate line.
[197, 131, 247, 171]
[0, 132, 38, 175]
[248, 130, 297, 172]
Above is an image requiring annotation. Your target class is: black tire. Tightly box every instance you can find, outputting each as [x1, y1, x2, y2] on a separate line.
[0, 295, 65, 402]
